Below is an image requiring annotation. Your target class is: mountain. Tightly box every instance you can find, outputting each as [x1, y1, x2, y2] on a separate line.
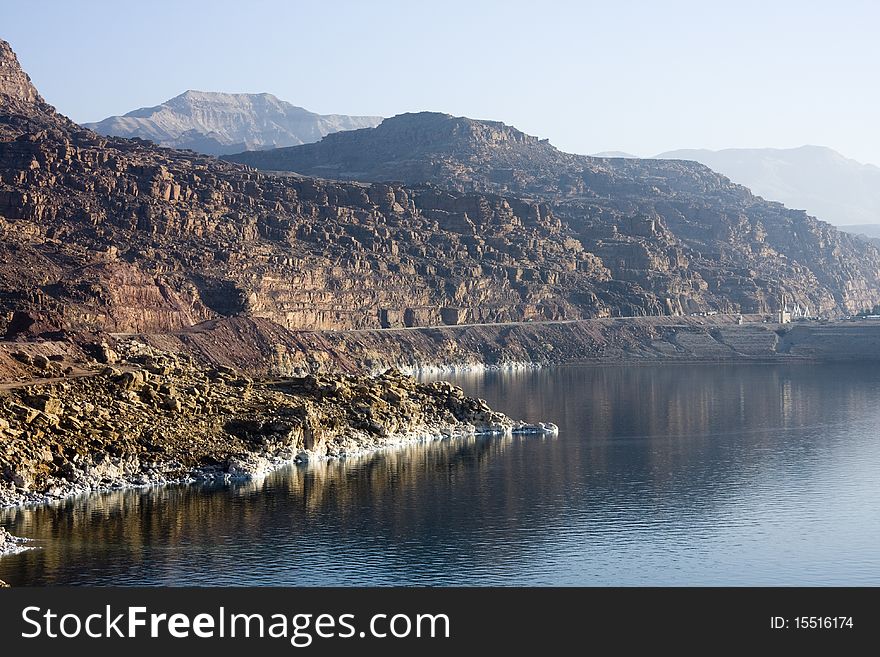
[224, 112, 880, 316]
[2, 39, 880, 349]
[83, 90, 382, 156]
[655, 146, 880, 226]
[0, 39, 44, 107]
[0, 41, 646, 338]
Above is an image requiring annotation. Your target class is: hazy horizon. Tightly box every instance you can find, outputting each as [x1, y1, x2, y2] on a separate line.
[4, 0, 879, 166]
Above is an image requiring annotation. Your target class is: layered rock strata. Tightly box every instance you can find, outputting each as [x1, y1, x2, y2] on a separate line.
[110, 316, 880, 377]
[227, 112, 880, 317]
[2, 41, 880, 338]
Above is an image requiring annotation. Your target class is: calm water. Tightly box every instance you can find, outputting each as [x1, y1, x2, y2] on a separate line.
[2, 362, 879, 586]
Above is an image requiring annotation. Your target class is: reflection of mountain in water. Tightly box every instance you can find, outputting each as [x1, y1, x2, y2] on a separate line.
[3, 363, 880, 585]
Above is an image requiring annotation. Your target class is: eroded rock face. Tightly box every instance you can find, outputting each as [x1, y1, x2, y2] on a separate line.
[1, 39, 879, 341]
[0, 40, 43, 106]
[0, 97, 632, 332]
[227, 112, 880, 316]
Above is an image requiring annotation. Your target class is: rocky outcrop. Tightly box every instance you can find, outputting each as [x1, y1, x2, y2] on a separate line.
[84, 91, 383, 156]
[226, 112, 880, 317]
[0, 39, 43, 106]
[0, 341, 555, 507]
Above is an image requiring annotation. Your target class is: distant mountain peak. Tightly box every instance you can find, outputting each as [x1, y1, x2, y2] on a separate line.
[84, 90, 383, 156]
[334, 112, 549, 154]
[168, 90, 287, 106]
[379, 111, 536, 138]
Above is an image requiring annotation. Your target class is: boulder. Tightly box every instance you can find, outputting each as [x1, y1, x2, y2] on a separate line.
[23, 394, 62, 415]
[116, 370, 145, 390]
[97, 342, 118, 364]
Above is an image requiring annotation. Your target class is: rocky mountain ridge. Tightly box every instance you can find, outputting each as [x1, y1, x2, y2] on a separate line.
[2, 38, 880, 346]
[225, 112, 880, 317]
[1, 43, 641, 337]
[84, 90, 382, 156]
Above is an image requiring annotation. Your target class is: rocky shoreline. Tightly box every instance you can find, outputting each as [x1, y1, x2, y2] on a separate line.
[0, 340, 556, 511]
[7, 313, 879, 554]
[5, 314, 880, 509]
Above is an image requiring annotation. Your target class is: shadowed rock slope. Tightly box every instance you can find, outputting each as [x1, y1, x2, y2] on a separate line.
[227, 112, 880, 317]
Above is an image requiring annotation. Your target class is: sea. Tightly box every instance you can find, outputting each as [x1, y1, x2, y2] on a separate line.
[2, 362, 879, 586]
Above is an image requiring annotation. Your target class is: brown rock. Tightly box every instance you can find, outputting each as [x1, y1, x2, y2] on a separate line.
[23, 394, 62, 415]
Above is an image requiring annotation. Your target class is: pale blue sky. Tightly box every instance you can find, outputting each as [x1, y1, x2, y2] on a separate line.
[4, 0, 879, 164]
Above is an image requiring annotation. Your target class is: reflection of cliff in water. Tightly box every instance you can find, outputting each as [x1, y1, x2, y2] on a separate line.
[429, 362, 880, 507]
[0, 433, 526, 584]
[2, 362, 880, 585]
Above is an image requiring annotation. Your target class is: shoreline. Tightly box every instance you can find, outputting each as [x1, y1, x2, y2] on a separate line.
[0, 420, 556, 562]
[0, 418, 556, 511]
[4, 315, 880, 553]
[0, 344, 557, 525]
[116, 316, 880, 383]
[399, 360, 543, 377]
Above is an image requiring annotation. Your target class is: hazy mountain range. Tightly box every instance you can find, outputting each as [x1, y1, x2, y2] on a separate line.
[83, 90, 382, 156]
[655, 146, 880, 228]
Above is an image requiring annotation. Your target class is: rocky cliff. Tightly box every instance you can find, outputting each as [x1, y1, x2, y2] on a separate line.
[227, 112, 880, 317]
[0, 41, 687, 338]
[3, 39, 880, 346]
[84, 91, 382, 156]
[0, 39, 43, 107]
